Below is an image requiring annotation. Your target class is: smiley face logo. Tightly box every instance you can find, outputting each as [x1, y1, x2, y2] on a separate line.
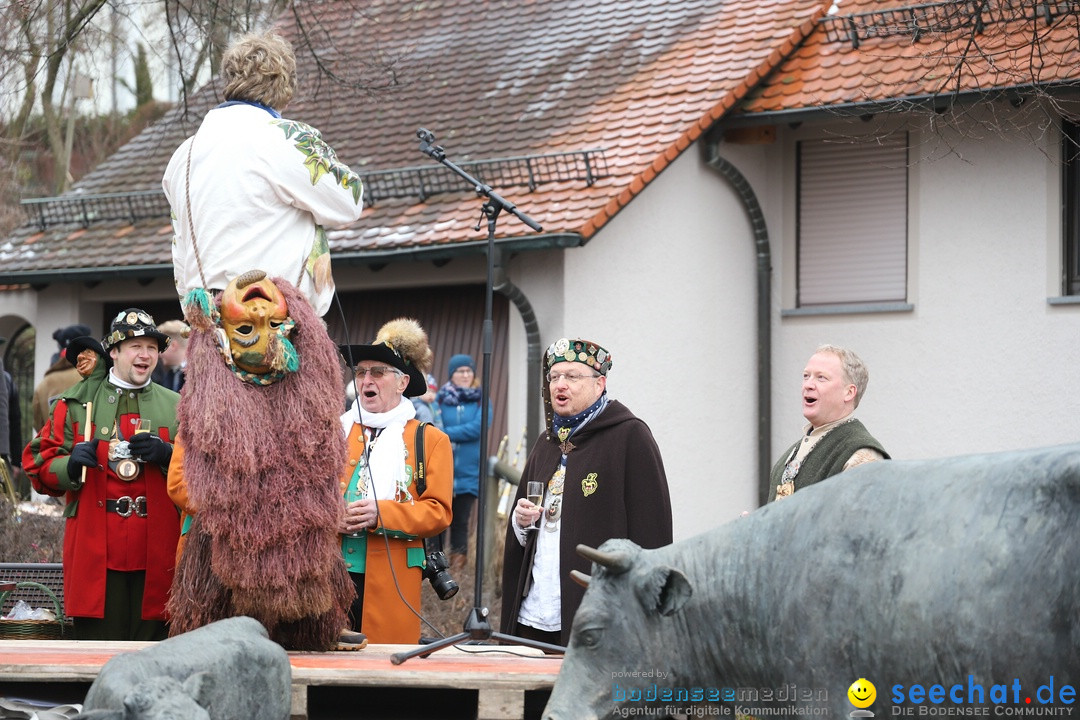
[848, 678, 876, 708]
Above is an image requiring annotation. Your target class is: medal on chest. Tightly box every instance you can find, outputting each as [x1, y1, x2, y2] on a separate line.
[775, 459, 800, 500]
[543, 464, 566, 532]
[544, 496, 562, 532]
[556, 426, 575, 455]
[107, 421, 141, 481]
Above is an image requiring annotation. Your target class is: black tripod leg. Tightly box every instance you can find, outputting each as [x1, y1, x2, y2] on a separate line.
[491, 631, 565, 655]
[390, 632, 472, 664]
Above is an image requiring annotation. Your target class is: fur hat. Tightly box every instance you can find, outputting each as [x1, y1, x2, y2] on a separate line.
[102, 308, 170, 352]
[339, 318, 433, 398]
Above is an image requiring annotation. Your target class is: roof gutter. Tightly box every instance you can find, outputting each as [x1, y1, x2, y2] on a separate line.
[0, 232, 584, 287]
[701, 135, 772, 507]
[0, 264, 174, 288]
[492, 247, 542, 453]
[720, 84, 1074, 129]
[332, 232, 584, 267]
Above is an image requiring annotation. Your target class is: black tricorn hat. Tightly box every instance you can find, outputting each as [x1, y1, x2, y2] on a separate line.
[66, 335, 113, 369]
[339, 318, 433, 398]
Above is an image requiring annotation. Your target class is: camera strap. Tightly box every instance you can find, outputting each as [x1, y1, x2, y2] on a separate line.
[414, 422, 445, 554]
[414, 422, 428, 495]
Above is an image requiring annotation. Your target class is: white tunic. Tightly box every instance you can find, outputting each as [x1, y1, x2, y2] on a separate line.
[162, 103, 364, 316]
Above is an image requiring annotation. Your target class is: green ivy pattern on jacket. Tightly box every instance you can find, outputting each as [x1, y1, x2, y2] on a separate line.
[275, 119, 363, 203]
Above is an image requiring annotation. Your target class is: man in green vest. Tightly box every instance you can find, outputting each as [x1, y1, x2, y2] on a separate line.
[768, 344, 889, 503]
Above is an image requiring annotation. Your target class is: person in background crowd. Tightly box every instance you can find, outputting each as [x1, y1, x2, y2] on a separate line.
[24, 309, 181, 641]
[33, 324, 92, 430]
[501, 337, 672, 647]
[151, 320, 189, 392]
[768, 344, 889, 503]
[437, 354, 488, 573]
[0, 336, 16, 495]
[411, 373, 441, 428]
[49, 323, 92, 365]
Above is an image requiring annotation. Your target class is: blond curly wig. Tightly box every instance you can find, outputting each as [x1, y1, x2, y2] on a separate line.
[221, 31, 297, 110]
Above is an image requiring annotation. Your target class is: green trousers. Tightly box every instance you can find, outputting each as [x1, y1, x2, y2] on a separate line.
[71, 569, 167, 641]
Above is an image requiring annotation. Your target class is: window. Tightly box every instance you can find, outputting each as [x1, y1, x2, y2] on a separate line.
[1062, 120, 1080, 295]
[796, 133, 909, 306]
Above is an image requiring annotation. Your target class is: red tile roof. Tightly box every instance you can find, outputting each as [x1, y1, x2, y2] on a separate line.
[7, 2, 1076, 284]
[738, 0, 1080, 117]
[0, 0, 830, 282]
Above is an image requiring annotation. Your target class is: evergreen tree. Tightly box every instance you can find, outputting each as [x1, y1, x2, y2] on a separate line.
[132, 43, 154, 108]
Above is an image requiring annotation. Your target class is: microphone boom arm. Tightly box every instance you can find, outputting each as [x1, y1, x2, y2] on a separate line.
[416, 128, 542, 232]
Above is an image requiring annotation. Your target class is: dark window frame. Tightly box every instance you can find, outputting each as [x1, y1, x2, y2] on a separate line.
[1062, 119, 1080, 295]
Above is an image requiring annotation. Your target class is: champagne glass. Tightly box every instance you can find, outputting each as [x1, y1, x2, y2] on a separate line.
[526, 481, 544, 531]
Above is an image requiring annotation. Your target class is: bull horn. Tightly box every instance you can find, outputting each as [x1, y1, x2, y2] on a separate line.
[570, 570, 591, 588]
[577, 544, 632, 575]
[234, 269, 267, 289]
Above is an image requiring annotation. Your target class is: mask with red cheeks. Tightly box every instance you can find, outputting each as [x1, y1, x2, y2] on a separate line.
[219, 270, 290, 374]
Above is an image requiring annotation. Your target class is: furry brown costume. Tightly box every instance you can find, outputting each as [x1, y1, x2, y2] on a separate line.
[167, 277, 354, 651]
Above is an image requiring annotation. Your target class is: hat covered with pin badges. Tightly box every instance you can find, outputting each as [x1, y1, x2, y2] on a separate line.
[542, 337, 612, 432]
[102, 308, 170, 352]
[543, 338, 612, 375]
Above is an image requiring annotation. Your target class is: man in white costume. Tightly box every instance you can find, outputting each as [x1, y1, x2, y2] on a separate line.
[162, 31, 364, 317]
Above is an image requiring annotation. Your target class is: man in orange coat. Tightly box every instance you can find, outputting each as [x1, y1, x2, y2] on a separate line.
[339, 318, 453, 643]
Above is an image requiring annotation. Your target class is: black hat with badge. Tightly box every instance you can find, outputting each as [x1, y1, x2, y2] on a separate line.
[102, 308, 170, 352]
[339, 318, 433, 398]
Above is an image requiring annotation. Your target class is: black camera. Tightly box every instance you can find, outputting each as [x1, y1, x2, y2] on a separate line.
[422, 547, 459, 600]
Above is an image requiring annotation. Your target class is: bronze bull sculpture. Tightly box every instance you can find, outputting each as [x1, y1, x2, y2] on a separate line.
[545, 444, 1080, 719]
[75, 616, 291, 720]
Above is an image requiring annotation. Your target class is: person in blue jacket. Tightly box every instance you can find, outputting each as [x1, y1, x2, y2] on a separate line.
[436, 353, 488, 572]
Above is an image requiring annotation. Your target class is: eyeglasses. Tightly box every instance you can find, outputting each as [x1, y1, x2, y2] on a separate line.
[356, 366, 401, 379]
[546, 370, 601, 384]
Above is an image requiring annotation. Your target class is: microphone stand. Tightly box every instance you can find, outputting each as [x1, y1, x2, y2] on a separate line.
[391, 129, 564, 664]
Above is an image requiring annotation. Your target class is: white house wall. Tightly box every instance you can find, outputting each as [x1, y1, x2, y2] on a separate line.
[761, 111, 1080, 472]
[0, 287, 41, 345]
[0, 282, 104, 378]
[510, 148, 761, 542]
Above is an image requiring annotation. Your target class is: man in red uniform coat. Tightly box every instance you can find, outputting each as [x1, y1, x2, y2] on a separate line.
[24, 309, 180, 640]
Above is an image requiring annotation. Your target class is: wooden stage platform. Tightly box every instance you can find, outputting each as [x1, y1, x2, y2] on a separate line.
[0, 639, 563, 719]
